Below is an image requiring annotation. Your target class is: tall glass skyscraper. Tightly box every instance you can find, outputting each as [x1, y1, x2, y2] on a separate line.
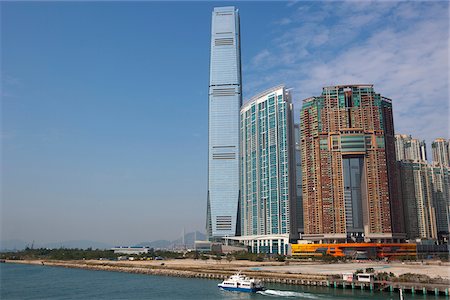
[206, 7, 242, 239]
[237, 86, 296, 255]
[240, 86, 296, 236]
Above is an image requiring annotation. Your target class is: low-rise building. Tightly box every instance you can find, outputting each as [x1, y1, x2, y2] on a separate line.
[225, 234, 291, 255]
[290, 242, 417, 259]
[111, 247, 150, 255]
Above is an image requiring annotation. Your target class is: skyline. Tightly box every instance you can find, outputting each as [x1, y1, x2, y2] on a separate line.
[2, 1, 449, 245]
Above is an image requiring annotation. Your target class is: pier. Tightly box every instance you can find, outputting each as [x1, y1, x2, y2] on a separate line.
[323, 279, 449, 297]
[194, 274, 449, 297]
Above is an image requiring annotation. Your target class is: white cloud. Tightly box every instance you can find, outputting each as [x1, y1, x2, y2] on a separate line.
[244, 1, 449, 144]
[2, 74, 22, 86]
[1, 74, 22, 99]
[251, 49, 272, 69]
[275, 17, 292, 26]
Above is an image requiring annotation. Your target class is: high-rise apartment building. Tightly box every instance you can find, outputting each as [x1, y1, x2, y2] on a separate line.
[395, 134, 427, 162]
[237, 86, 296, 255]
[431, 164, 450, 236]
[432, 138, 450, 167]
[300, 85, 404, 243]
[430, 138, 450, 238]
[294, 124, 304, 234]
[398, 161, 437, 240]
[206, 7, 242, 239]
[396, 134, 450, 241]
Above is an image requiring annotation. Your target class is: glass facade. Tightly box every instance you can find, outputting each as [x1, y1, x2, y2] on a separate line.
[342, 157, 364, 234]
[240, 86, 296, 238]
[207, 7, 242, 238]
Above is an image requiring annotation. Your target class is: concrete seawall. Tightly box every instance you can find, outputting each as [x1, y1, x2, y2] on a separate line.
[7, 259, 327, 281]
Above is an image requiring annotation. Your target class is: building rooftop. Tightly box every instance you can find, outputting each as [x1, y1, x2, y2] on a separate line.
[241, 84, 285, 110]
[322, 84, 374, 90]
[214, 6, 236, 12]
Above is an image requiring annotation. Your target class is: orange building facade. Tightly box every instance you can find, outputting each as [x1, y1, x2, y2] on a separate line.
[300, 85, 404, 243]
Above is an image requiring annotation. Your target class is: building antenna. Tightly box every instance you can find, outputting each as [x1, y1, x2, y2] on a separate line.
[182, 227, 185, 249]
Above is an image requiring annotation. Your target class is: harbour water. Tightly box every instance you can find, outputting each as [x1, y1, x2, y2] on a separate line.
[0, 263, 445, 299]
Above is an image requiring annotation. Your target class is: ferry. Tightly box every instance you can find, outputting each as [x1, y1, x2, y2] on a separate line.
[218, 272, 264, 293]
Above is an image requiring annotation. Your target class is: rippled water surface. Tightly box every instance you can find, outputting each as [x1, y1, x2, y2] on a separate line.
[0, 263, 445, 299]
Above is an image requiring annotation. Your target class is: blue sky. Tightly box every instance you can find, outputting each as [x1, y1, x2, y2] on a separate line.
[1, 1, 448, 245]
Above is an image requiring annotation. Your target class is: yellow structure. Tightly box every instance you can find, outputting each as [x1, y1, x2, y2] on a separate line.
[291, 243, 416, 259]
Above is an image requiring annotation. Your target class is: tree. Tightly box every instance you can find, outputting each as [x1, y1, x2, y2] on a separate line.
[276, 255, 285, 262]
[214, 253, 222, 263]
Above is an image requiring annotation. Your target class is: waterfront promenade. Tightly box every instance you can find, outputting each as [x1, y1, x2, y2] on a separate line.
[7, 259, 450, 296]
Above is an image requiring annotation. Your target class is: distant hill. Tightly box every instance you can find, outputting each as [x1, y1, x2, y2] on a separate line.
[134, 240, 172, 249]
[172, 231, 207, 247]
[0, 239, 29, 251]
[135, 231, 207, 250]
[0, 239, 113, 251]
[41, 240, 113, 250]
[1, 231, 207, 252]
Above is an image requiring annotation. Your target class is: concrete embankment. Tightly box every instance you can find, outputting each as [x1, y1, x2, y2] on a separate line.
[6, 259, 327, 282]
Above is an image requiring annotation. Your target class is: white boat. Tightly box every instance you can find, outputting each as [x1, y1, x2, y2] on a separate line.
[218, 272, 264, 293]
